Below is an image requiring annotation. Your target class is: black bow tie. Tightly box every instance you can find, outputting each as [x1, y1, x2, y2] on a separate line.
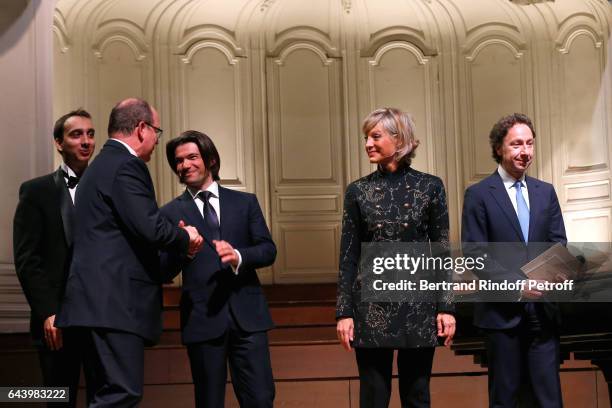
[61, 171, 80, 189]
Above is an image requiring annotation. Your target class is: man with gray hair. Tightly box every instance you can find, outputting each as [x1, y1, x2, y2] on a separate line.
[56, 98, 203, 407]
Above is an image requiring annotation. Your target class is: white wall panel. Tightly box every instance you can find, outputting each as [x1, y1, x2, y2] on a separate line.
[565, 208, 612, 242]
[267, 43, 344, 282]
[559, 33, 607, 173]
[182, 46, 242, 184]
[465, 41, 526, 182]
[565, 180, 610, 204]
[275, 223, 340, 283]
[278, 49, 335, 182]
[367, 43, 435, 173]
[1, 0, 55, 332]
[95, 40, 145, 129]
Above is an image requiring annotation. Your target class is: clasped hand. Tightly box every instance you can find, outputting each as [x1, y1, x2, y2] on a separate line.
[177, 221, 238, 267]
[179, 220, 203, 257]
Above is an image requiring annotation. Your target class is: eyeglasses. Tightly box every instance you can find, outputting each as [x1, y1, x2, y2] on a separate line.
[144, 122, 163, 140]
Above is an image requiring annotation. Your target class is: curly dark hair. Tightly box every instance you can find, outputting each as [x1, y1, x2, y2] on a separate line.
[489, 113, 536, 163]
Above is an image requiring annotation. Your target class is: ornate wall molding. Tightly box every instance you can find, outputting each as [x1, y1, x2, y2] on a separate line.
[555, 11, 599, 32]
[269, 26, 339, 58]
[92, 19, 148, 60]
[260, 0, 276, 13]
[93, 34, 147, 60]
[465, 37, 524, 61]
[557, 26, 603, 53]
[509, 0, 553, 5]
[52, 26, 70, 54]
[178, 24, 245, 57]
[361, 26, 436, 58]
[180, 40, 239, 65]
[368, 41, 430, 66]
[273, 42, 333, 66]
[53, 10, 70, 53]
[342, 0, 352, 14]
[462, 23, 526, 58]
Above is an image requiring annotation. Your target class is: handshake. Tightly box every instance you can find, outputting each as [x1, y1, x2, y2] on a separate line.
[179, 220, 204, 257]
[178, 220, 241, 267]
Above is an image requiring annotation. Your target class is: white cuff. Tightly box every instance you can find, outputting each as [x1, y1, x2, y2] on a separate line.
[231, 249, 242, 275]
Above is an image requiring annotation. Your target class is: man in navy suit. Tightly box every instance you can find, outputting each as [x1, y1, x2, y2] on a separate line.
[14, 109, 95, 407]
[56, 98, 203, 407]
[461, 113, 566, 408]
[161, 130, 276, 408]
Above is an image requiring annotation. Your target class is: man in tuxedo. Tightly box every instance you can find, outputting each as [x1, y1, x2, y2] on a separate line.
[161, 130, 276, 408]
[56, 98, 203, 407]
[14, 109, 95, 407]
[461, 113, 566, 408]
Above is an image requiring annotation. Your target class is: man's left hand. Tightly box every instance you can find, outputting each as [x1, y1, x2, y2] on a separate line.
[43, 314, 63, 351]
[437, 312, 456, 347]
[213, 240, 239, 267]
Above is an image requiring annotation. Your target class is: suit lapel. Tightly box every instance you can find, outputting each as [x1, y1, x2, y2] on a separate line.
[178, 190, 216, 250]
[53, 168, 75, 247]
[218, 186, 232, 241]
[178, 190, 206, 232]
[487, 172, 524, 242]
[526, 176, 541, 242]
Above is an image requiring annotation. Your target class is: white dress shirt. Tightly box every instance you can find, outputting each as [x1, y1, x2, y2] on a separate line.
[111, 138, 138, 157]
[498, 164, 530, 213]
[60, 163, 78, 204]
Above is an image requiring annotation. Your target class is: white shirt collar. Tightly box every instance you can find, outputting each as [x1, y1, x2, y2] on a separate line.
[498, 164, 526, 189]
[188, 181, 219, 200]
[111, 138, 137, 157]
[60, 163, 77, 178]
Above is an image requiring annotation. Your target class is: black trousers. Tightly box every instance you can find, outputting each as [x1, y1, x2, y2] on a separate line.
[485, 303, 563, 408]
[355, 347, 435, 408]
[72, 327, 145, 408]
[186, 314, 274, 408]
[37, 328, 82, 408]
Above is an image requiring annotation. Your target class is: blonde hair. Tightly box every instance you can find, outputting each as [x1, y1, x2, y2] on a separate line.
[362, 107, 420, 166]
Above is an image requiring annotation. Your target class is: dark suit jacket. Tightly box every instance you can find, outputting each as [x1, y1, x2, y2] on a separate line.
[55, 140, 190, 344]
[14, 168, 75, 343]
[461, 171, 567, 329]
[160, 187, 275, 344]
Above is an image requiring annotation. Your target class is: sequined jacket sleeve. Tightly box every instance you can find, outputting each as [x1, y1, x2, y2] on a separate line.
[336, 182, 360, 319]
[428, 178, 454, 313]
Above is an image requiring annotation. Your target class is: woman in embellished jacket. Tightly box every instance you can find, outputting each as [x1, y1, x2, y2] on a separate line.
[336, 108, 456, 408]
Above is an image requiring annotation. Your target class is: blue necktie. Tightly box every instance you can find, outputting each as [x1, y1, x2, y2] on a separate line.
[514, 181, 529, 242]
[198, 190, 220, 241]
